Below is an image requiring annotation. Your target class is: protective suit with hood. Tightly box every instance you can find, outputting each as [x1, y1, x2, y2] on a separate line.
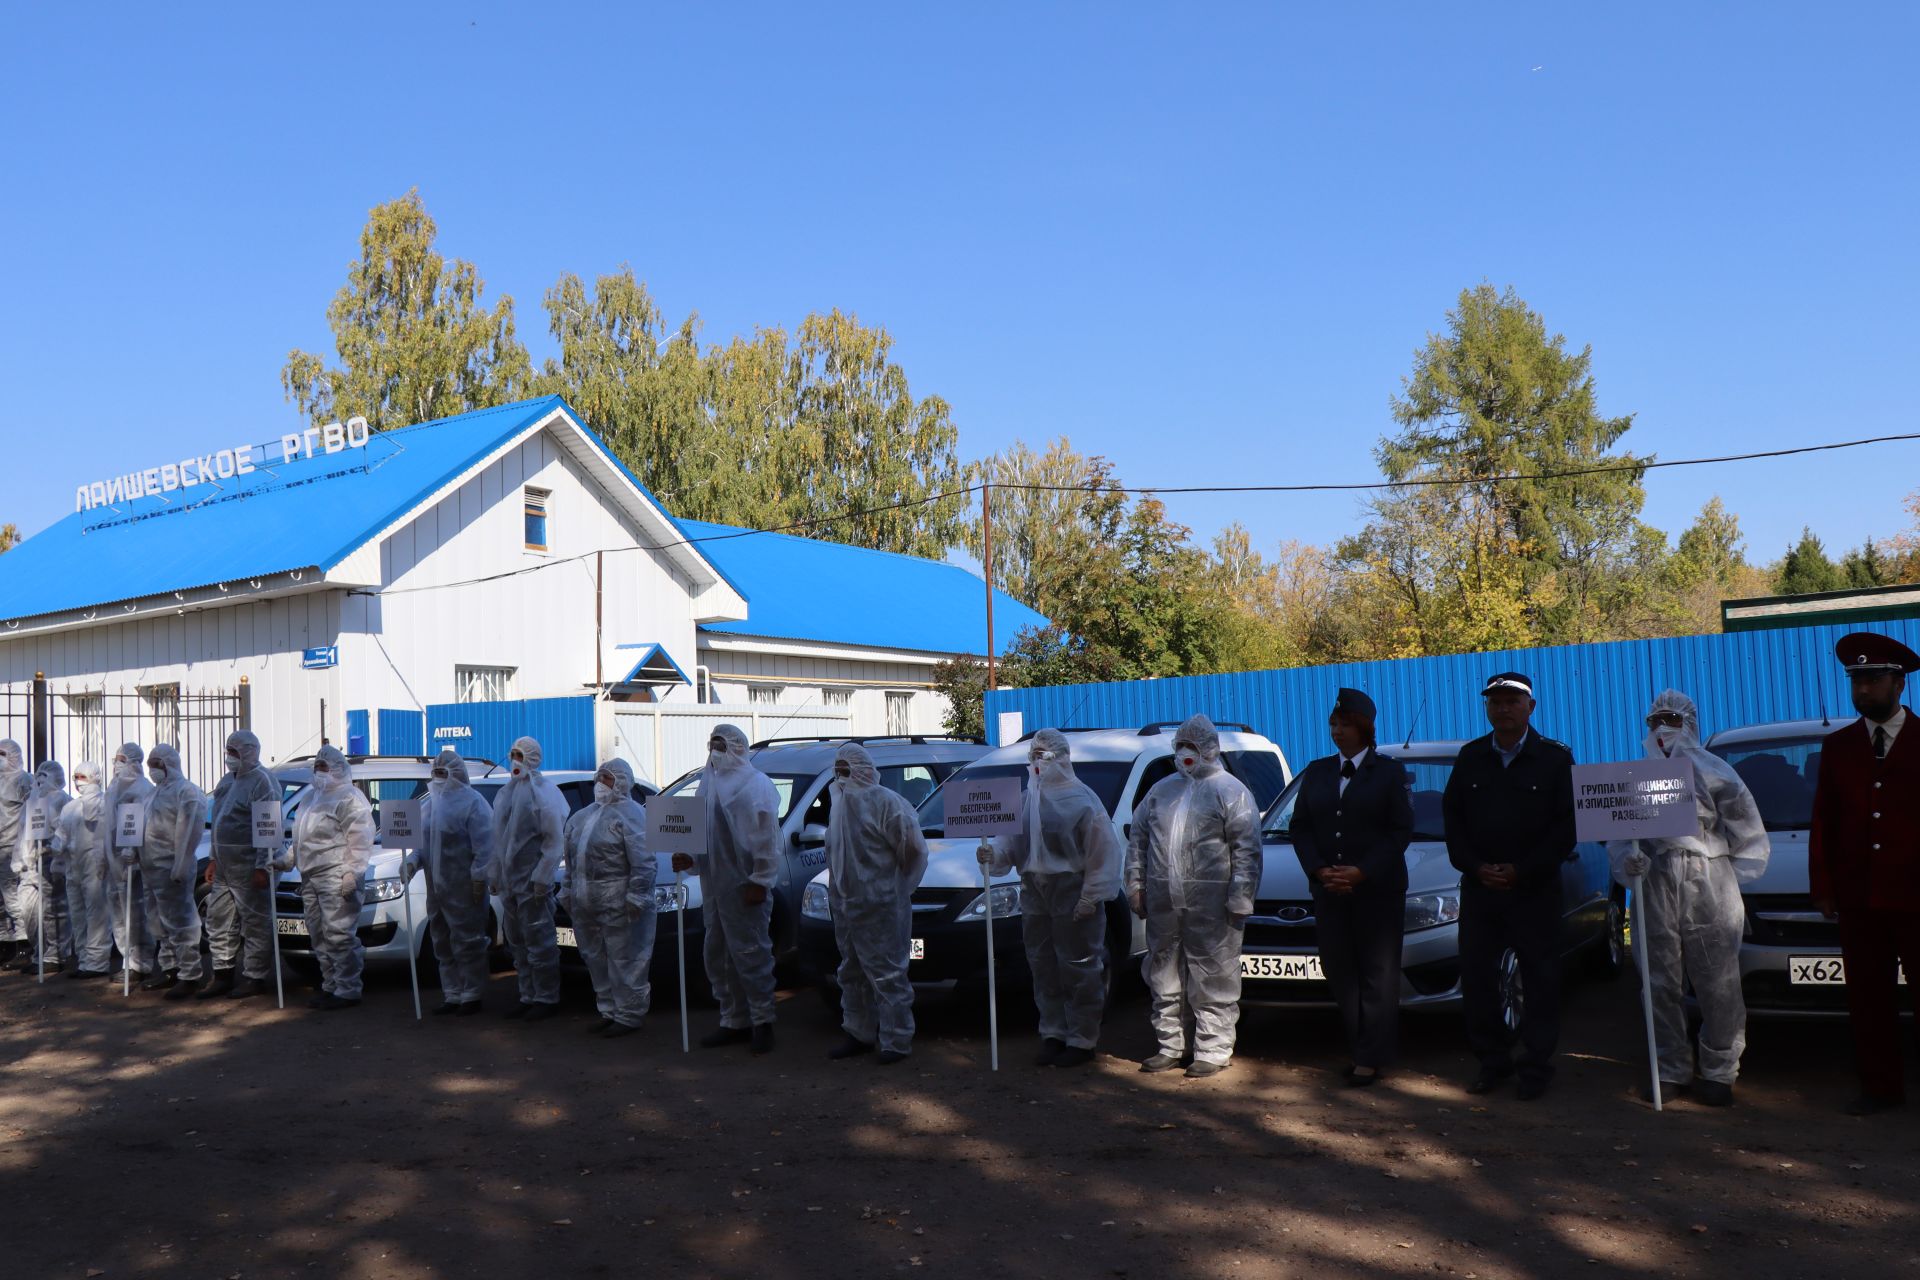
[14, 761, 74, 970]
[1124, 715, 1263, 1074]
[202, 730, 282, 993]
[982, 728, 1124, 1062]
[413, 748, 496, 1011]
[282, 745, 374, 1007]
[0, 739, 29, 953]
[139, 745, 207, 992]
[489, 736, 568, 1014]
[1608, 690, 1769, 1098]
[55, 761, 114, 976]
[826, 744, 929, 1061]
[105, 742, 157, 976]
[681, 724, 781, 1048]
[563, 759, 657, 1033]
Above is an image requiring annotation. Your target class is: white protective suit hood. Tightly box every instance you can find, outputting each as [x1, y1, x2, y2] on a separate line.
[491, 736, 567, 892]
[32, 760, 67, 796]
[1173, 715, 1225, 780]
[112, 742, 146, 785]
[72, 761, 104, 806]
[594, 758, 633, 805]
[0, 739, 23, 777]
[225, 730, 263, 775]
[429, 746, 472, 796]
[825, 742, 928, 909]
[698, 723, 781, 890]
[1617, 689, 1770, 883]
[105, 741, 154, 829]
[508, 736, 544, 781]
[311, 744, 353, 794]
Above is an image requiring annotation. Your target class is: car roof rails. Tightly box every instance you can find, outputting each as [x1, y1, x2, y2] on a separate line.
[275, 754, 500, 768]
[1012, 726, 1120, 743]
[749, 734, 985, 749]
[1138, 721, 1256, 736]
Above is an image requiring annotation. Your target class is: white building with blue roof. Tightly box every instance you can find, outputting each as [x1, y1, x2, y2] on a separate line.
[0, 396, 1045, 777]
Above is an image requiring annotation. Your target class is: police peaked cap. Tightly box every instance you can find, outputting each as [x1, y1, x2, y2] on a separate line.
[1835, 632, 1920, 674]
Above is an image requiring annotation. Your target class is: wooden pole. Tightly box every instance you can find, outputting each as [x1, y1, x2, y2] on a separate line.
[982, 486, 996, 698]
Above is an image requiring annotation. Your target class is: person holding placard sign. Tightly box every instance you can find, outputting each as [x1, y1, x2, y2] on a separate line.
[562, 759, 657, 1038]
[277, 745, 375, 1010]
[54, 761, 115, 979]
[1606, 690, 1768, 1108]
[824, 743, 929, 1065]
[141, 745, 207, 998]
[0, 740, 27, 966]
[407, 748, 496, 1016]
[12, 760, 72, 974]
[106, 742, 158, 984]
[200, 731, 282, 999]
[976, 728, 1123, 1069]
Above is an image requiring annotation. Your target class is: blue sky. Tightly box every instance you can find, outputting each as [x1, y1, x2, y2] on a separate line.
[3, 3, 1915, 568]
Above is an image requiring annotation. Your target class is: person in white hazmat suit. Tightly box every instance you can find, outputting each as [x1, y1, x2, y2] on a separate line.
[140, 745, 207, 999]
[977, 729, 1124, 1068]
[1125, 715, 1263, 1078]
[563, 759, 657, 1037]
[0, 740, 29, 965]
[201, 730, 282, 999]
[55, 761, 114, 978]
[13, 760, 73, 973]
[490, 736, 568, 1020]
[671, 724, 780, 1055]
[407, 748, 495, 1015]
[824, 743, 929, 1065]
[105, 742, 158, 981]
[1608, 689, 1769, 1107]
[273, 745, 375, 1009]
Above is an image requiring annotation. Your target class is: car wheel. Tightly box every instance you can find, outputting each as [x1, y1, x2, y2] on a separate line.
[1586, 895, 1625, 980]
[1498, 946, 1526, 1037]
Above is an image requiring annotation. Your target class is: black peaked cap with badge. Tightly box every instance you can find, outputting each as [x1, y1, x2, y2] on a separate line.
[1835, 632, 1920, 674]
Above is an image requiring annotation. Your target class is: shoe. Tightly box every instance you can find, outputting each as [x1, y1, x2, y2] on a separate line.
[601, 1022, 643, 1038]
[307, 993, 332, 1009]
[164, 978, 199, 1000]
[523, 1002, 558, 1022]
[1139, 1053, 1184, 1074]
[1645, 1080, 1690, 1103]
[586, 1018, 615, 1035]
[750, 1023, 775, 1055]
[1845, 1094, 1904, 1117]
[875, 1049, 910, 1066]
[457, 1001, 485, 1017]
[1692, 1080, 1734, 1108]
[1467, 1064, 1515, 1095]
[227, 978, 271, 999]
[195, 970, 235, 1000]
[1516, 1078, 1550, 1102]
[68, 968, 109, 981]
[1346, 1067, 1381, 1089]
[1034, 1037, 1066, 1067]
[141, 970, 178, 992]
[503, 1002, 533, 1020]
[700, 1026, 752, 1048]
[828, 1035, 875, 1060]
[432, 1001, 462, 1016]
[1054, 1046, 1095, 1069]
[317, 993, 361, 1011]
[1185, 1060, 1229, 1079]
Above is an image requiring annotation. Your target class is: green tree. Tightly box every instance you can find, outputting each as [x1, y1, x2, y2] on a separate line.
[963, 439, 1127, 611]
[933, 624, 1130, 739]
[0, 523, 18, 553]
[1840, 538, 1895, 589]
[282, 190, 534, 429]
[1776, 527, 1844, 595]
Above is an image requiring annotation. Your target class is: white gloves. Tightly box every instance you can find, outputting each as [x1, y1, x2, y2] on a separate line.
[1073, 899, 1098, 922]
[400, 855, 419, 881]
[1621, 850, 1651, 878]
[975, 840, 994, 868]
[272, 851, 295, 873]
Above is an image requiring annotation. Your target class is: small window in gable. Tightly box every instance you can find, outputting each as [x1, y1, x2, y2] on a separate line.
[524, 487, 551, 552]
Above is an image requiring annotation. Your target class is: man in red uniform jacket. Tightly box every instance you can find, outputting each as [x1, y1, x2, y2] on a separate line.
[1809, 631, 1920, 1115]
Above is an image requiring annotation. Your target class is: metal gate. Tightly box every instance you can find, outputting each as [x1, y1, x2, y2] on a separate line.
[0, 673, 250, 777]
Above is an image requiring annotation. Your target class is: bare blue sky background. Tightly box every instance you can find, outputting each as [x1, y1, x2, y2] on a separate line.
[3, 3, 1914, 563]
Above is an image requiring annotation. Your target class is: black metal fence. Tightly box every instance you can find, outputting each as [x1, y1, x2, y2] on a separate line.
[0, 674, 249, 779]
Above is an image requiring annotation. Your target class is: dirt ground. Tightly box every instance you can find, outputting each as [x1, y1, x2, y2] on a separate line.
[2, 952, 1915, 1280]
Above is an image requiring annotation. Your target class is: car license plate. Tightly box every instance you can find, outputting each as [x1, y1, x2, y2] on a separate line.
[275, 918, 306, 938]
[1789, 955, 1907, 985]
[910, 938, 925, 960]
[555, 927, 577, 948]
[1240, 953, 1324, 981]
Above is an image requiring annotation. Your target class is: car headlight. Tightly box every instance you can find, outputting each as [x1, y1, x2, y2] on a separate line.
[1404, 888, 1461, 932]
[651, 883, 687, 913]
[957, 883, 1021, 922]
[365, 876, 408, 903]
[801, 881, 831, 922]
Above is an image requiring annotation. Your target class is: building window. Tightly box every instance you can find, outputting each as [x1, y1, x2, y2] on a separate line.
[455, 665, 517, 704]
[524, 487, 550, 552]
[821, 688, 852, 711]
[139, 683, 180, 748]
[64, 692, 106, 766]
[748, 686, 782, 707]
[885, 692, 912, 736]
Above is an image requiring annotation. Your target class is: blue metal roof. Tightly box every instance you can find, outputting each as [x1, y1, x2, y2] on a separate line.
[678, 519, 1050, 657]
[0, 397, 733, 624]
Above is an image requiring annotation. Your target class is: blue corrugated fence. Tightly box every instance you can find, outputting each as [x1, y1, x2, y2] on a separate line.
[983, 620, 1920, 772]
[377, 708, 425, 757]
[424, 696, 597, 772]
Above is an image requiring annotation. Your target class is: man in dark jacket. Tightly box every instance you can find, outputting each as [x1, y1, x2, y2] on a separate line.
[1809, 632, 1920, 1116]
[1443, 672, 1576, 1100]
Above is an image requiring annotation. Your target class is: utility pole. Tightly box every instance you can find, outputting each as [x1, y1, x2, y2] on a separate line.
[982, 484, 996, 694]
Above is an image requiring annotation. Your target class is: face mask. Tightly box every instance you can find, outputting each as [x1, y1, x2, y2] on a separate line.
[77, 775, 98, 794]
[148, 761, 168, 783]
[225, 752, 243, 773]
[1174, 748, 1200, 776]
[510, 756, 525, 777]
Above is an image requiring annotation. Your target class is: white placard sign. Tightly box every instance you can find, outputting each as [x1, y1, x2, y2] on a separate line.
[380, 799, 423, 849]
[1572, 758, 1699, 842]
[26, 805, 49, 842]
[251, 800, 283, 848]
[943, 775, 1026, 839]
[115, 802, 146, 848]
[647, 800, 709, 858]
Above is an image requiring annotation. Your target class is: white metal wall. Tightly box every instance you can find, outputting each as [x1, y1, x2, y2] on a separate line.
[698, 644, 952, 737]
[606, 703, 855, 786]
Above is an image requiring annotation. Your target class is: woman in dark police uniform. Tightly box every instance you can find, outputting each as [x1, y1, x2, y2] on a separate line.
[1290, 689, 1414, 1086]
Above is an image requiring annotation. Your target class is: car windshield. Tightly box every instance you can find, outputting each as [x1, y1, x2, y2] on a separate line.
[657, 771, 814, 823]
[915, 760, 1134, 833]
[1263, 754, 1454, 842]
[1708, 736, 1822, 830]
